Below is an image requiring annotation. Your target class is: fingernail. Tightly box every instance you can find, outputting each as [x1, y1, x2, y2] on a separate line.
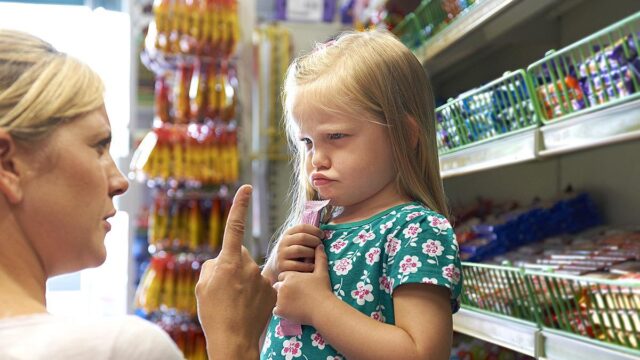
[318, 244, 324, 250]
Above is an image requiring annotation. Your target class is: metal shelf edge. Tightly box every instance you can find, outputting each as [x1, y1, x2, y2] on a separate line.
[453, 308, 539, 357]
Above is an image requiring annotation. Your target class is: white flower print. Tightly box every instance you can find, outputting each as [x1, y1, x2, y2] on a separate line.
[365, 248, 381, 265]
[327, 356, 344, 360]
[400, 255, 422, 274]
[379, 275, 393, 294]
[330, 239, 348, 253]
[262, 332, 271, 353]
[379, 219, 395, 233]
[402, 223, 422, 239]
[370, 310, 386, 322]
[402, 205, 421, 210]
[422, 277, 438, 284]
[422, 240, 444, 257]
[275, 323, 284, 338]
[351, 281, 374, 305]
[311, 332, 326, 350]
[385, 235, 400, 257]
[442, 264, 461, 285]
[333, 258, 353, 275]
[428, 215, 452, 234]
[353, 229, 375, 246]
[281, 337, 302, 359]
[324, 230, 335, 240]
[406, 211, 424, 221]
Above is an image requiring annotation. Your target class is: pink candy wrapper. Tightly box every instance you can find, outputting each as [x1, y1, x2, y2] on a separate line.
[279, 199, 330, 336]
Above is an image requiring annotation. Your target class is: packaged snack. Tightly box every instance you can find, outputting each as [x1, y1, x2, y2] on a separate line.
[280, 199, 331, 336]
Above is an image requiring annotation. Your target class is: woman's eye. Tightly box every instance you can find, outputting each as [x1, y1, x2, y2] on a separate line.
[95, 137, 111, 155]
[328, 133, 346, 140]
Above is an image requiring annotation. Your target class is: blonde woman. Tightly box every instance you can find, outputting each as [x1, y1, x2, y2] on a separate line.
[0, 30, 275, 359]
[262, 29, 463, 360]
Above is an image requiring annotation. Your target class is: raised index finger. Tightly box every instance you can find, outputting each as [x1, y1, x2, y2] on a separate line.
[220, 184, 252, 256]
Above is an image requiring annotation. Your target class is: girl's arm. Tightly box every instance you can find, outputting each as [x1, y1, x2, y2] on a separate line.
[274, 246, 453, 360]
[314, 284, 452, 360]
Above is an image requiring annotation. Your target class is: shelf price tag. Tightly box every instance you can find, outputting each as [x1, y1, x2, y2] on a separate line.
[286, 0, 324, 22]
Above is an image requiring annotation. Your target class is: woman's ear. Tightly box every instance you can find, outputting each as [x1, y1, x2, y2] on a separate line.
[0, 130, 23, 204]
[405, 115, 420, 149]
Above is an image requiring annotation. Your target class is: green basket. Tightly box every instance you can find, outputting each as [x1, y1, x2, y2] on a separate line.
[462, 262, 640, 352]
[461, 262, 539, 323]
[392, 13, 425, 50]
[435, 70, 540, 154]
[527, 11, 640, 124]
[414, 0, 448, 41]
[394, 0, 478, 50]
[526, 271, 640, 350]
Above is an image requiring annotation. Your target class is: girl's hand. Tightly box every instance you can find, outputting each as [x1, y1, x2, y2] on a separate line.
[274, 224, 324, 276]
[273, 245, 335, 325]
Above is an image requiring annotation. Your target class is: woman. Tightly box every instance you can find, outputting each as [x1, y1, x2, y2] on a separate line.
[0, 29, 274, 359]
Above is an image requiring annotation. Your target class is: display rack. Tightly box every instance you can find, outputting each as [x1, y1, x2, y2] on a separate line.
[440, 97, 640, 178]
[421, 2, 640, 360]
[129, 1, 241, 358]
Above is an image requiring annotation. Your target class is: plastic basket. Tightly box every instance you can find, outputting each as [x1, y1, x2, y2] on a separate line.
[527, 271, 640, 350]
[414, 0, 448, 41]
[527, 11, 640, 124]
[435, 70, 540, 154]
[462, 261, 640, 352]
[392, 13, 425, 50]
[461, 262, 539, 323]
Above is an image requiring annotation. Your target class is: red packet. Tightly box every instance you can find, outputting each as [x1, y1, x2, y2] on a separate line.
[280, 199, 330, 336]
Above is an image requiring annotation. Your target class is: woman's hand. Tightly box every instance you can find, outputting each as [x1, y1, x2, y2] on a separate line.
[196, 185, 276, 359]
[273, 245, 335, 326]
[274, 224, 324, 275]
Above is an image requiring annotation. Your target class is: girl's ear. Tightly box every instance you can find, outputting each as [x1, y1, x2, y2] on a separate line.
[405, 115, 420, 149]
[0, 130, 23, 204]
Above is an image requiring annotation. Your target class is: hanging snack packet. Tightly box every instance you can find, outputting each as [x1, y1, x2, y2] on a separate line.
[279, 199, 330, 336]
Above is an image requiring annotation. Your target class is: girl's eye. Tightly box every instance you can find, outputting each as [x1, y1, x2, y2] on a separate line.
[328, 133, 346, 140]
[300, 137, 312, 146]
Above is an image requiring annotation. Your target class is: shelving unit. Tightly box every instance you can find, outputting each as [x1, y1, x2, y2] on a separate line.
[440, 97, 640, 178]
[416, 1, 640, 359]
[453, 310, 640, 360]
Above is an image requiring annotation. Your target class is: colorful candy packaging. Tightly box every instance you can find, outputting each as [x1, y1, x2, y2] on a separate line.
[280, 199, 330, 336]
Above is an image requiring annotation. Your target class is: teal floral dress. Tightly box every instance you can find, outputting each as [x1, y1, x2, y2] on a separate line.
[261, 202, 463, 360]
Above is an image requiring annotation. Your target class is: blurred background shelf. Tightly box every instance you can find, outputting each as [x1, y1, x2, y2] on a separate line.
[540, 329, 640, 360]
[453, 308, 539, 357]
[439, 128, 539, 178]
[538, 98, 640, 157]
[416, 0, 561, 75]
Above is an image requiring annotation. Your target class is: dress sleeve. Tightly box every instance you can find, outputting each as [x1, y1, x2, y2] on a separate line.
[385, 211, 463, 313]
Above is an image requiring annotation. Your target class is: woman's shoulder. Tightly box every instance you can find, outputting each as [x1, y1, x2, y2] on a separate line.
[0, 314, 183, 359]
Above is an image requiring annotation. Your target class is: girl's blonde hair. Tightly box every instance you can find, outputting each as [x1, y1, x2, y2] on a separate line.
[268, 29, 449, 261]
[0, 29, 104, 142]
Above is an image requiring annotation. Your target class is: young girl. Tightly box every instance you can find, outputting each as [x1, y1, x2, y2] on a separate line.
[261, 29, 462, 360]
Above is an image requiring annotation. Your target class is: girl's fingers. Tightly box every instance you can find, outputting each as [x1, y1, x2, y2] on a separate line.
[278, 260, 315, 273]
[283, 224, 325, 239]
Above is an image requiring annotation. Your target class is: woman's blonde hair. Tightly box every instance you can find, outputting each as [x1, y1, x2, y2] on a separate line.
[0, 29, 104, 142]
[268, 29, 449, 261]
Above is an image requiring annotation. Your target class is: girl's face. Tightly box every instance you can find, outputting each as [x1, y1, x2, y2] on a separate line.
[16, 106, 129, 276]
[296, 107, 410, 222]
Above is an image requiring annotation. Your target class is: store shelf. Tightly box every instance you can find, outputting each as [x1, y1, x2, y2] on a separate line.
[439, 97, 640, 177]
[453, 308, 539, 357]
[456, 309, 640, 360]
[540, 329, 640, 360]
[416, 0, 558, 74]
[538, 98, 640, 157]
[439, 128, 539, 178]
